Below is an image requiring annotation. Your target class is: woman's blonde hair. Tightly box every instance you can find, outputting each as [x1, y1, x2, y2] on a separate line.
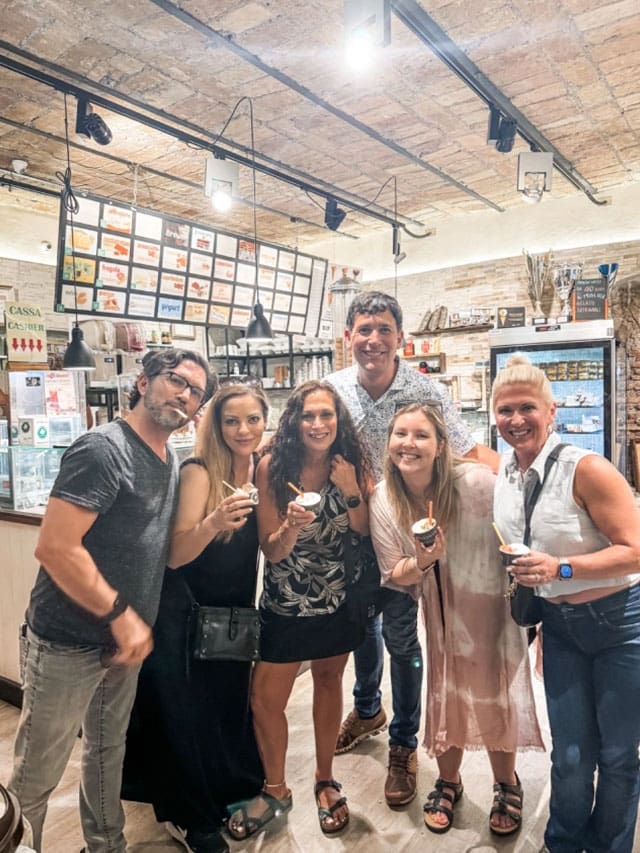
[383, 403, 463, 534]
[194, 383, 268, 540]
[491, 354, 553, 409]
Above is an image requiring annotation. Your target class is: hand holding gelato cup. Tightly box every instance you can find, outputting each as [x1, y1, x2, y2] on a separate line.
[236, 483, 259, 505]
[412, 518, 438, 547]
[499, 543, 530, 567]
[295, 491, 321, 515]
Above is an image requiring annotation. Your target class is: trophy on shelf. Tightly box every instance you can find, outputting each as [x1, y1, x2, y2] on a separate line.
[598, 262, 619, 294]
[523, 250, 553, 319]
[553, 263, 582, 320]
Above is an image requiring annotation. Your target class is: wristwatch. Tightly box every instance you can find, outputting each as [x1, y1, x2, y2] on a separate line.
[100, 592, 129, 624]
[345, 493, 362, 509]
[557, 559, 573, 580]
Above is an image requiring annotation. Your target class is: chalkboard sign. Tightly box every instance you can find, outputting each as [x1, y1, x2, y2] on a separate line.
[572, 277, 608, 321]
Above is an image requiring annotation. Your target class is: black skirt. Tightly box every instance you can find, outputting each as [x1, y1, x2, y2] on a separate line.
[260, 604, 365, 663]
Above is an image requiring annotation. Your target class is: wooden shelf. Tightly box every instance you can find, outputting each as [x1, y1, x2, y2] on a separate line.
[399, 352, 447, 372]
[408, 323, 493, 336]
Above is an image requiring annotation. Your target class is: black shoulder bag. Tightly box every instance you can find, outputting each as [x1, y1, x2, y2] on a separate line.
[509, 443, 568, 629]
[183, 581, 261, 665]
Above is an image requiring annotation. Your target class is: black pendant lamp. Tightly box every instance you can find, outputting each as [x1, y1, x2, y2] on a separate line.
[63, 323, 96, 371]
[243, 97, 273, 340]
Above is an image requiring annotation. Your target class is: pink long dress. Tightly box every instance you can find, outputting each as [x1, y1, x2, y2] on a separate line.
[370, 462, 544, 757]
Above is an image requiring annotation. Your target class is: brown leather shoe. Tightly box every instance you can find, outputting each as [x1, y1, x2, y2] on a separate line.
[385, 745, 418, 807]
[335, 707, 387, 755]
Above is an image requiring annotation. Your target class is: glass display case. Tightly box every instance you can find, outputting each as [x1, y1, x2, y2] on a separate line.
[1, 445, 65, 510]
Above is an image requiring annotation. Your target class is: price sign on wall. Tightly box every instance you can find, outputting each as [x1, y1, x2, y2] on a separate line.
[573, 277, 608, 321]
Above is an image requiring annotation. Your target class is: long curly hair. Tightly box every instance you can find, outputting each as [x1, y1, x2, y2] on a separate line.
[266, 380, 372, 514]
[194, 383, 269, 541]
[383, 402, 464, 534]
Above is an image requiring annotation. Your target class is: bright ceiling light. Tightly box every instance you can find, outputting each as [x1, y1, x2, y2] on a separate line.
[204, 154, 238, 212]
[210, 181, 233, 212]
[345, 31, 375, 71]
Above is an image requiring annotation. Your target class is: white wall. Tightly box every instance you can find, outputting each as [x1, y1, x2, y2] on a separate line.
[305, 182, 640, 283]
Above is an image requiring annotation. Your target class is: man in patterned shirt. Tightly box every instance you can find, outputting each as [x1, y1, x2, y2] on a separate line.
[326, 291, 498, 808]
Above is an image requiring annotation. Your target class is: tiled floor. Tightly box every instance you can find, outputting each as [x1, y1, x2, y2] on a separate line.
[2, 641, 638, 852]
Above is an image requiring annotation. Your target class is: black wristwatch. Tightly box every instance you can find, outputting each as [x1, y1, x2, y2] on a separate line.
[100, 592, 128, 624]
[345, 493, 362, 509]
[557, 559, 573, 580]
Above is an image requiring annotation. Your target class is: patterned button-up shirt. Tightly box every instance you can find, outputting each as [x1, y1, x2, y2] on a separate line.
[326, 358, 475, 481]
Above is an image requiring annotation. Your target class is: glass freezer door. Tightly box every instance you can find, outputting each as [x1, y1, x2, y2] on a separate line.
[491, 341, 612, 459]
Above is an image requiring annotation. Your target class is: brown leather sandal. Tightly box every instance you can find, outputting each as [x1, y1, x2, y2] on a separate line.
[423, 777, 463, 834]
[489, 772, 523, 836]
[314, 779, 349, 835]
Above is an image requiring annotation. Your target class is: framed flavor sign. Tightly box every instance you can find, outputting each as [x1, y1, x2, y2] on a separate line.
[55, 193, 329, 335]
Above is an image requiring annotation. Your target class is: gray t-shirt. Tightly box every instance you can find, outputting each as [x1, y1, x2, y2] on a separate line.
[28, 418, 179, 646]
[326, 358, 475, 480]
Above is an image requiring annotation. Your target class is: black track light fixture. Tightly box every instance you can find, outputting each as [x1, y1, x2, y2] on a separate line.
[75, 97, 113, 146]
[324, 198, 347, 231]
[487, 105, 516, 154]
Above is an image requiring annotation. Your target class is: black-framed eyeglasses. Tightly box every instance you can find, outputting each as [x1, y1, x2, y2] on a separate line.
[158, 371, 206, 404]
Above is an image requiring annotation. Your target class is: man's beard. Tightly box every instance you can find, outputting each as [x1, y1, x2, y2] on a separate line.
[142, 391, 187, 430]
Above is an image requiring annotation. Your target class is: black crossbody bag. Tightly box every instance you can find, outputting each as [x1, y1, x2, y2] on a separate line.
[508, 443, 568, 629]
[183, 581, 261, 664]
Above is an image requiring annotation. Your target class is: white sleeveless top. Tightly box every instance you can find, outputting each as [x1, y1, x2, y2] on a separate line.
[494, 434, 640, 598]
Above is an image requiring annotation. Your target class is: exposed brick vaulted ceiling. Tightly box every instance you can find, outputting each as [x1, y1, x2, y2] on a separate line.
[0, 0, 639, 252]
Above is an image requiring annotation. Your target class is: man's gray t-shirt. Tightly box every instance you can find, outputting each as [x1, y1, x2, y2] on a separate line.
[326, 358, 475, 480]
[28, 418, 179, 646]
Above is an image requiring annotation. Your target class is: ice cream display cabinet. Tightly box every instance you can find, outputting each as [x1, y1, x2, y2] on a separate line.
[488, 320, 625, 472]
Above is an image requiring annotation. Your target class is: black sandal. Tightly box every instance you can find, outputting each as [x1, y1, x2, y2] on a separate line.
[226, 789, 292, 840]
[423, 777, 463, 834]
[489, 772, 523, 836]
[314, 779, 349, 835]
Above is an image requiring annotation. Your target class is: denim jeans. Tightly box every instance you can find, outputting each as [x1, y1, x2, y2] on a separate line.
[9, 627, 140, 853]
[353, 588, 423, 750]
[541, 584, 640, 853]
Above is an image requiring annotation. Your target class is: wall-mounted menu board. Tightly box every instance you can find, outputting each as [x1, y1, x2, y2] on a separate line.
[54, 193, 329, 336]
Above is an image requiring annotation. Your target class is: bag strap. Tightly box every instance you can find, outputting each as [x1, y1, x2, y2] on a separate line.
[342, 529, 357, 586]
[522, 443, 569, 547]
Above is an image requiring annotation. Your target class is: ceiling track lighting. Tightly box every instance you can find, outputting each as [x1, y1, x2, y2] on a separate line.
[517, 151, 554, 204]
[487, 106, 516, 153]
[324, 198, 347, 231]
[75, 97, 113, 146]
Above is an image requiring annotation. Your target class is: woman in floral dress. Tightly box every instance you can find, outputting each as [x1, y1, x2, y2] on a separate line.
[227, 381, 372, 842]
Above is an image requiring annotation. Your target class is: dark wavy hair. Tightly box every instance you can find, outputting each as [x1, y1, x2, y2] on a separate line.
[345, 290, 403, 331]
[266, 380, 372, 514]
[129, 348, 215, 409]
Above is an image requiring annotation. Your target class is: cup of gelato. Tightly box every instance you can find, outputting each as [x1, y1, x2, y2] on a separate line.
[499, 543, 530, 567]
[236, 483, 259, 505]
[412, 518, 438, 547]
[295, 491, 321, 515]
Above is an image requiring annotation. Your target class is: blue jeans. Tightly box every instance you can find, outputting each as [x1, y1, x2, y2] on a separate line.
[541, 584, 640, 853]
[9, 627, 140, 853]
[353, 588, 422, 750]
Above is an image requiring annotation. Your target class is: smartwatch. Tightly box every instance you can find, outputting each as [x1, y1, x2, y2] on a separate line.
[345, 493, 362, 509]
[100, 592, 128, 624]
[557, 559, 573, 580]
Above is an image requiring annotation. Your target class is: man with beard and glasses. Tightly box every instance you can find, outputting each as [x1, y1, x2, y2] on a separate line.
[8, 348, 214, 853]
